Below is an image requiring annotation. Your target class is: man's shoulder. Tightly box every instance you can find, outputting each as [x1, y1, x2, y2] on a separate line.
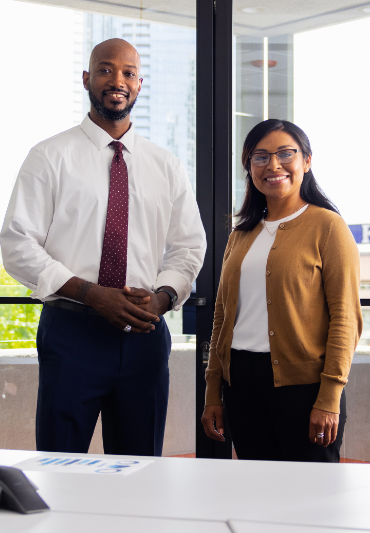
[32, 125, 85, 155]
[133, 133, 181, 170]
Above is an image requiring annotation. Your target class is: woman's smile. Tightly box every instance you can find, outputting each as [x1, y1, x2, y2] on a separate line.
[264, 174, 289, 183]
[250, 130, 310, 204]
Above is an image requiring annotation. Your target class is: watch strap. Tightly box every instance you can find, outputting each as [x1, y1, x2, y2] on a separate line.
[155, 287, 178, 311]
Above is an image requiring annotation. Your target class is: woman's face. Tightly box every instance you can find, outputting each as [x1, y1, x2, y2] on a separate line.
[249, 130, 311, 203]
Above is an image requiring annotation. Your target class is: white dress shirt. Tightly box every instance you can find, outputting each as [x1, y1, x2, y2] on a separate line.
[231, 204, 308, 352]
[0, 115, 206, 308]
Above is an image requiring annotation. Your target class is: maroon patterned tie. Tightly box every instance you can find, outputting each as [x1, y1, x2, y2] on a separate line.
[98, 141, 129, 288]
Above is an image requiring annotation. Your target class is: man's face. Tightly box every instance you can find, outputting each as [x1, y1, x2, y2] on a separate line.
[83, 42, 142, 122]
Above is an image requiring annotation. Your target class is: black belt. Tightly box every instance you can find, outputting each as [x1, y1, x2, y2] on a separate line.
[45, 299, 101, 316]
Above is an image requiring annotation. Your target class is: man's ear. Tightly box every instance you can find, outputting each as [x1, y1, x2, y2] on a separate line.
[137, 77, 143, 95]
[82, 70, 90, 90]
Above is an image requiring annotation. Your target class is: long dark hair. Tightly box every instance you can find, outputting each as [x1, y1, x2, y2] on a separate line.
[234, 119, 339, 232]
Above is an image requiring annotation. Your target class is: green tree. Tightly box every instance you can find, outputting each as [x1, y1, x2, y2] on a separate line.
[0, 265, 41, 349]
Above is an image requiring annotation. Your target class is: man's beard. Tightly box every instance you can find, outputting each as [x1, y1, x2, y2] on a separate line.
[88, 86, 137, 121]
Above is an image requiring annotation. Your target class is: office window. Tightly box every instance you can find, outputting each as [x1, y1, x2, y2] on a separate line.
[0, 1, 196, 350]
[233, 1, 370, 463]
[0, 0, 196, 456]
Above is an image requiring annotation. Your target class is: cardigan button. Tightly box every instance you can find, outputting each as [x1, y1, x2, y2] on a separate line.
[267, 300, 272, 305]
[269, 331, 275, 336]
[271, 245, 276, 249]
[273, 359, 279, 365]
[279, 223, 285, 229]
[266, 270, 271, 276]
[275, 378, 280, 384]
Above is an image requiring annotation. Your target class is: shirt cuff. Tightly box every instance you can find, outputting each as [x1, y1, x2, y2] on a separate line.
[155, 270, 192, 310]
[33, 262, 75, 301]
[205, 375, 223, 407]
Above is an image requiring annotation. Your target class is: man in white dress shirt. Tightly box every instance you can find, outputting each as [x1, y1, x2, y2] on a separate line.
[0, 39, 206, 455]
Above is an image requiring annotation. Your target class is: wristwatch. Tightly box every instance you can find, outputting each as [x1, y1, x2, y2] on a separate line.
[155, 287, 178, 311]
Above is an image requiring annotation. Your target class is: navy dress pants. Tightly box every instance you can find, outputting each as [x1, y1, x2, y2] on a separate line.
[223, 350, 346, 462]
[36, 304, 171, 456]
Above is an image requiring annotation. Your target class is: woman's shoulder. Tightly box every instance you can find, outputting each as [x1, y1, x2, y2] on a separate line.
[306, 204, 341, 223]
[305, 205, 357, 251]
[224, 224, 263, 258]
[305, 204, 347, 232]
[231, 222, 264, 240]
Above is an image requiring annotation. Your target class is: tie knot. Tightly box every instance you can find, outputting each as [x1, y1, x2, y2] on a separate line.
[109, 141, 123, 154]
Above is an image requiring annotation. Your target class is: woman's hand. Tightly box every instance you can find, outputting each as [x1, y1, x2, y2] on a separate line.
[201, 405, 225, 442]
[309, 408, 339, 447]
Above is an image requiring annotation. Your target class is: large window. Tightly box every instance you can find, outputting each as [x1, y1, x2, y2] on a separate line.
[233, 1, 370, 463]
[0, 0, 196, 348]
[0, 0, 196, 456]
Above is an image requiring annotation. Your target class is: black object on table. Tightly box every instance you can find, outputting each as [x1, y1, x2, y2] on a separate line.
[0, 466, 50, 514]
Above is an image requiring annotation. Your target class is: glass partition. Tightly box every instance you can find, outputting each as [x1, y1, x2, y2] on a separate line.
[0, 0, 196, 457]
[233, 0, 370, 463]
[0, 0, 196, 340]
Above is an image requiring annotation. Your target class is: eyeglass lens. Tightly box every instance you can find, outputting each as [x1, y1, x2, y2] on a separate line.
[251, 150, 297, 167]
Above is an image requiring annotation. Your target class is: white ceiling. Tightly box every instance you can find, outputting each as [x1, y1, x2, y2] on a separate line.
[17, 0, 196, 28]
[234, 0, 370, 36]
[17, 0, 370, 35]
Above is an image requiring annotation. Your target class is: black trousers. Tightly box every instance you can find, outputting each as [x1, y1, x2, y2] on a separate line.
[223, 350, 346, 462]
[36, 304, 171, 456]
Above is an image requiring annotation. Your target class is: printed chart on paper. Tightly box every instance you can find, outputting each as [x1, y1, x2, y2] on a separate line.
[13, 456, 154, 475]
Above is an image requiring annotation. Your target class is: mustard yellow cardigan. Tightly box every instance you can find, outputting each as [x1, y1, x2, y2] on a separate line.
[205, 205, 363, 414]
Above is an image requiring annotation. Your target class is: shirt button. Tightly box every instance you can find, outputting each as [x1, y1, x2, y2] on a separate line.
[273, 359, 279, 365]
[267, 300, 272, 305]
[275, 378, 280, 384]
[269, 331, 275, 336]
[279, 223, 285, 229]
[266, 271, 271, 276]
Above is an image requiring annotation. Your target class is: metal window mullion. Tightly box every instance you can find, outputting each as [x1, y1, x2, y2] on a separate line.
[195, 0, 233, 460]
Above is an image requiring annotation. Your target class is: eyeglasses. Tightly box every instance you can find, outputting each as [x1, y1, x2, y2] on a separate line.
[249, 149, 302, 167]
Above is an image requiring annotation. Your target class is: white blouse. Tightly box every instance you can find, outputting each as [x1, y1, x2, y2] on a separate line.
[231, 204, 308, 352]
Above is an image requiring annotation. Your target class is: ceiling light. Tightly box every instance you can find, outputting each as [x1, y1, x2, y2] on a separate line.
[241, 7, 266, 14]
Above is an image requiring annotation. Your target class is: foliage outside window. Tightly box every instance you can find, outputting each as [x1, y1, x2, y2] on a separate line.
[0, 266, 40, 349]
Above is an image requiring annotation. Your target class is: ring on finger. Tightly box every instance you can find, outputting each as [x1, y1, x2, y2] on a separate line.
[123, 325, 132, 333]
[316, 432, 325, 439]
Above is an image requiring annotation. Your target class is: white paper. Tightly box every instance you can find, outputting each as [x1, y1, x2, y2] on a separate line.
[13, 455, 154, 475]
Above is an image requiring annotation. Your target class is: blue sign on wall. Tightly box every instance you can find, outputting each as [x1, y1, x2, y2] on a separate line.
[349, 224, 370, 244]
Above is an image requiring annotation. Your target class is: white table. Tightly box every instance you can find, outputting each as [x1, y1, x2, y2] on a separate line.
[0, 510, 229, 533]
[228, 522, 369, 533]
[1, 450, 370, 532]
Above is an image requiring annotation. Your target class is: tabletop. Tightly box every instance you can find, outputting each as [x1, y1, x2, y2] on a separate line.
[1, 450, 370, 531]
[228, 522, 370, 533]
[0, 510, 229, 533]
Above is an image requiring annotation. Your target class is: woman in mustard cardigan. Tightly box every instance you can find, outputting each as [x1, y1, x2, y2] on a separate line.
[201, 119, 362, 462]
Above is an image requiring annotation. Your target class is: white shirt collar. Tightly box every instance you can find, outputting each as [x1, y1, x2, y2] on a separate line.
[80, 114, 135, 154]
